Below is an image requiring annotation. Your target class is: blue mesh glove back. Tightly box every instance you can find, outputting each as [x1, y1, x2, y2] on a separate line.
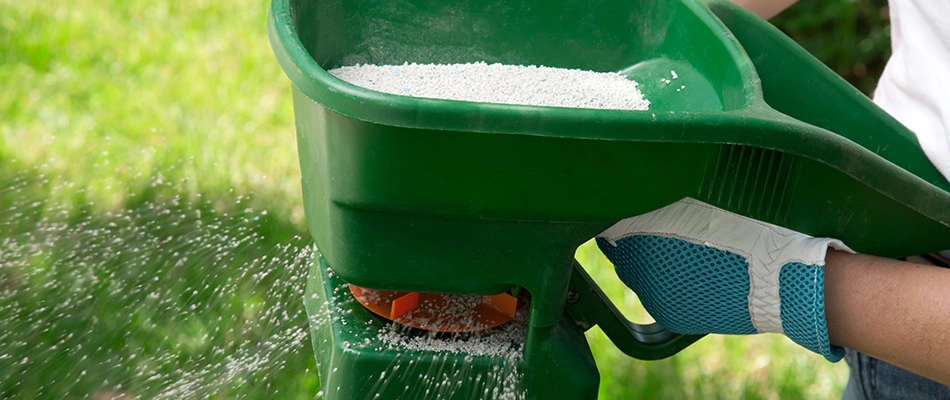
[597, 198, 852, 362]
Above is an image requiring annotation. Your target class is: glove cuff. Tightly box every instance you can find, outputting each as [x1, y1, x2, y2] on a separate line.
[778, 262, 846, 362]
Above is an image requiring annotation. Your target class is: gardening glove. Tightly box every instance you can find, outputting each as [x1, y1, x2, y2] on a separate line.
[596, 197, 853, 362]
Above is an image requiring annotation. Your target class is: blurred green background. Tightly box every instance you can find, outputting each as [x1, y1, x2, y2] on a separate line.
[0, 0, 890, 398]
[775, 0, 891, 95]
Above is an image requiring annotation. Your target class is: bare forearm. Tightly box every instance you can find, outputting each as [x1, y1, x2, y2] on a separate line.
[729, 0, 799, 19]
[825, 250, 950, 386]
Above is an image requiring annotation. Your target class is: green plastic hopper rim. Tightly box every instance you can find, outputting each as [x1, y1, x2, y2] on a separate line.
[265, 0, 791, 136]
[267, 0, 950, 226]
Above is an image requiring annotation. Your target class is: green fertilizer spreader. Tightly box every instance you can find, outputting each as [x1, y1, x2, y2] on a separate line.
[268, 0, 950, 398]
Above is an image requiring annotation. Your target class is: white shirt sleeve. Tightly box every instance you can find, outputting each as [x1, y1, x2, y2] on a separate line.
[874, 1, 950, 181]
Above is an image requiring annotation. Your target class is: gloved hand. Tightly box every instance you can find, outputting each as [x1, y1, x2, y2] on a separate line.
[596, 197, 853, 362]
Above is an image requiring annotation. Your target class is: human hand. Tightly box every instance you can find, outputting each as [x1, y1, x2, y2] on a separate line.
[597, 198, 851, 361]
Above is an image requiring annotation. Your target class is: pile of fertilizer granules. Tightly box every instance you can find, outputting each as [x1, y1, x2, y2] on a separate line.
[329, 61, 650, 111]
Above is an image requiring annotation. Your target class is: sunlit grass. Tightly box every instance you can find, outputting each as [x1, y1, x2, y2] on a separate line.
[1, 0, 849, 398]
[0, 0, 302, 224]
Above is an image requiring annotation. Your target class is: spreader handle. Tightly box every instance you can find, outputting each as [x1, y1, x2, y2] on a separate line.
[564, 260, 703, 360]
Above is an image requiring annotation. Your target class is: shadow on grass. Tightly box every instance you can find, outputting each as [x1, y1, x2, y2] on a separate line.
[0, 157, 320, 399]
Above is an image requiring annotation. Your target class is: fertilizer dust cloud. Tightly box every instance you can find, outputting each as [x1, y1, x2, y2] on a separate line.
[0, 164, 315, 399]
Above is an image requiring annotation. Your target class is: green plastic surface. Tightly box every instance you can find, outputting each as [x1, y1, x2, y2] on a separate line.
[270, 0, 950, 398]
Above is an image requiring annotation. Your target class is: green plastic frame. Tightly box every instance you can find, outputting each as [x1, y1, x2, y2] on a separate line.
[270, 0, 950, 398]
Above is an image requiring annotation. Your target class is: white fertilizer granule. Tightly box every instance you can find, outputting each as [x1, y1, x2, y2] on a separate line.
[375, 293, 531, 358]
[377, 321, 524, 360]
[376, 303, 528, 360]
[329, 62, 650, 111]
[374, 300, 529, 399]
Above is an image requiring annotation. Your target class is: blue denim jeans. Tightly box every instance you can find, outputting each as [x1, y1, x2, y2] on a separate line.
[842, 349, 950, 400]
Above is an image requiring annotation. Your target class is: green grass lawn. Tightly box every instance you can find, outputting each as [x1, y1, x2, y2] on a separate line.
[0, 0, 848, 398]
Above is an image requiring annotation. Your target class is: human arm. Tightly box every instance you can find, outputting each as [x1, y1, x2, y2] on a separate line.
[825, 250, 950, 386]
[729, 0, 799, 19]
